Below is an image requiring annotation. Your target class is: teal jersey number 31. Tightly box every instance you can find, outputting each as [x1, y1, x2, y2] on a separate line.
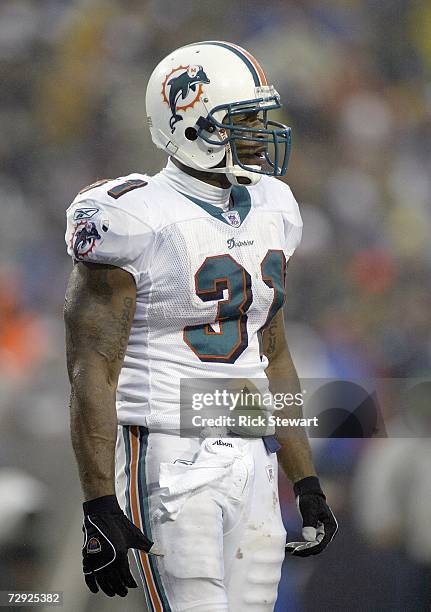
[183, 250, 286, 363]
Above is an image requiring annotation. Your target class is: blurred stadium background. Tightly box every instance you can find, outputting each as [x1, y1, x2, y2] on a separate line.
[1, 0, 430, 610]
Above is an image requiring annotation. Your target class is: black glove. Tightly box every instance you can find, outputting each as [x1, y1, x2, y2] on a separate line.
[286, 476, 338, 557]
[82, 495, 155, 597]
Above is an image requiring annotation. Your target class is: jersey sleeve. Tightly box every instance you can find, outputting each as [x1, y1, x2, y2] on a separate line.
[268, 179, 303, 257]
[281, 184, 303, 257]
[65, 195, 154, 283]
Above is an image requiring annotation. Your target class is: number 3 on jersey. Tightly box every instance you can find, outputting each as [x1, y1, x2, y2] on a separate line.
[183, 250, 286, 363]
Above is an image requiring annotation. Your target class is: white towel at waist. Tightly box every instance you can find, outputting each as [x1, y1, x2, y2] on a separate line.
[155, 438, 249, 521]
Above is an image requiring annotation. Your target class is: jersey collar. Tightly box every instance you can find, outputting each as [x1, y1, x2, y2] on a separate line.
[179, 186, 251, 227]
[157, 158, 231, 209]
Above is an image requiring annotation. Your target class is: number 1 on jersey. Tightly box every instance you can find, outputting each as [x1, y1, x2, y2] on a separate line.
[261, 250, 287, 329]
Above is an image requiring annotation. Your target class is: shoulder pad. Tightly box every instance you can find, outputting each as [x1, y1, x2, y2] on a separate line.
[71, 174, 150, 208]
[65, 179, 154, 280]
[250, 177, 302, 256]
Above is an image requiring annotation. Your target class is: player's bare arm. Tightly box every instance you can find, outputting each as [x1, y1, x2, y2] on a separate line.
[264, 307, 338, 556]
[64, 262, 154, 597]
[64, 262, 136, 500]
[263, 308, 316, 483]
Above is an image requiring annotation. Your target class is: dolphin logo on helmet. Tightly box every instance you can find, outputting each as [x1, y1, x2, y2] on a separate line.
[147, 42, 292, 186]
[162, 65, 210, 133]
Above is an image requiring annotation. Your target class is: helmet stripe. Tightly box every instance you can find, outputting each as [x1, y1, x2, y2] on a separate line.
[183, 41, 265, 86]
[223, 42, 268, 86]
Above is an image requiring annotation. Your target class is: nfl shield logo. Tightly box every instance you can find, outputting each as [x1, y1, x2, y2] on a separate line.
[222, 210, 241, 227]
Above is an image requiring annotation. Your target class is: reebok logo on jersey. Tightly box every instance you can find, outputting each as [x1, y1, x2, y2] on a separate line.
[73, 207, 99, 220]
[212, 439, 233, 448]
[227, 237, 254, 249]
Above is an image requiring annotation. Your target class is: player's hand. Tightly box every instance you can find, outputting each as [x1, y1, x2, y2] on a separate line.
[286, 476, 338, 557]
[82, 495, 158, 597]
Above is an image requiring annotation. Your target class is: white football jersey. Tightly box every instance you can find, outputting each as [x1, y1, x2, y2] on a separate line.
[65, 170, 302, 428]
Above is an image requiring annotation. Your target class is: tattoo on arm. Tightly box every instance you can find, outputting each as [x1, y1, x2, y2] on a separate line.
[64, 263, 136, 500]
[65, 264, 135, 374]
[79, 293, 134, 364]
[263, 308, 316, 483]
[262, 308, 284, 365]
[265, 318, 278, 360]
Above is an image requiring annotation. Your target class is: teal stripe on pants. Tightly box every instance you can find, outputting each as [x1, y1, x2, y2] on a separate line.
[137, 427, 172, 612]
[123, 426, 155, 612]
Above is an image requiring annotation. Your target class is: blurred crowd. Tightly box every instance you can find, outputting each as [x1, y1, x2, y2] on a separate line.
[0, 1, 430, 610]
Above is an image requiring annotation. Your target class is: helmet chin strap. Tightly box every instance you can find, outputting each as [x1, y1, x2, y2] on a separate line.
[174, 144, 263, 186]
[225, 167, 262, 186]
[209, 145, 262, 186]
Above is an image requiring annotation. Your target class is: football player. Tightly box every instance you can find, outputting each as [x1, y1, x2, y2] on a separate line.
[64, 41, 337, 611]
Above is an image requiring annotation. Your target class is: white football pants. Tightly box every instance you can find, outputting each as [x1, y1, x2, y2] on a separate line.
[116, 426, 286, 612]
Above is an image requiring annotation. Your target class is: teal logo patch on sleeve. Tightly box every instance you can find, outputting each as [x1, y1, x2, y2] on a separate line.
[72, 221, 101, 258]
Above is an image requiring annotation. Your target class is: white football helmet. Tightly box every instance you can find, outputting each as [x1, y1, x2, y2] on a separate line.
[145, 41, 292, 186]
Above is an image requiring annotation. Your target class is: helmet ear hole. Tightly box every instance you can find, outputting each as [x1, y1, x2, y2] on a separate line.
[185, 127, 198, 141]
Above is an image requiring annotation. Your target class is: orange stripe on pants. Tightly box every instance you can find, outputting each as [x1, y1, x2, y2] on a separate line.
[129, 426, 163, 612]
